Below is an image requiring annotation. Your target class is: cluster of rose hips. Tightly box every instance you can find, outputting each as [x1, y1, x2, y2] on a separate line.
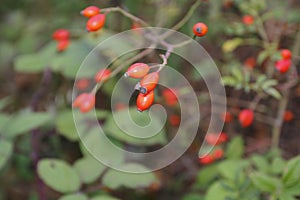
[275, 49, 292, 73]
[199, 132, 228, 164]
[52, 29, 70, 52]
[80, 6, 106, 32]
[124, 63, 159, 112]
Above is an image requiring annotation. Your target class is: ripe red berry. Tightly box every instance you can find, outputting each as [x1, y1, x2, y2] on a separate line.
[139, 72, 159, 94]
[73, 93, 95, 113]
[238, 109, 254, 127]
[193, 22, 208, 37]
[213, 149, 224, 160]
[205, 132, 228, 145]
[199, 154, 214, 164]
[80, 6, 100, 18]
[221, 112, 233, 123]
[168, 115, 180, 126]
[56, 39, 70, 52]
[75, 78, 90, 90]
[136, 90, 154, 112]
[79, 93, 95, 113]
[73, 93, 89, 108]
[95, 69, 111, 83]
[281, 49, 292, 60]
[162, 88, 178, 106]
[53, 29, 70, 41]
[86, 14, 106, 32]
[284, 110, 294, 122]
[125, 63, 150, 78]
[275, 59, 291, 73]
[242, 15, 254, 25]
[244, 57, 256, 68]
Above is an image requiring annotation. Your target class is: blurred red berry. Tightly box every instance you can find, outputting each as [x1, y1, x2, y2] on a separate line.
[193, 22, 208, 37]
[139, 72, 159, 94]
[95, 69, 111, 83]
[136, 90, 155, 112]
[168, 115, 180, 126]
[162, 88, 178, 106]
[284, 110, 294, 122]
[205, 132, 228, 145]
[53, 29, 70, 41]
[275, 59, 291, 73]
[221, 112, 233, 123]
[125, 63, 150, 78]
[75, 78, 90, 90]
[242, 15, 254, 25]
[86, 14, 106, 32]
[244, 57, 256, 68]
[213, 149, 224, 160]
[56, 39, 70, 52]
[114, 103, 127, 111]
[239, 109, 254, 127]
[281, 49, 292, 60]
[73, 93, 88, 108]
[79, 93, 95, 113]
[81, 6, 100, 18]
[199, 154, 214, 164]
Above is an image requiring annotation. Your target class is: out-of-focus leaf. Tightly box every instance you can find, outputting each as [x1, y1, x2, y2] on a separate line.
[265, 88, 281, 99]
[37, 159, 81, 193]
[250, 172, 281, 193]
[226, 136, 244, 159]
[102, 163, 158, 189]
[222, 38, 243, 53]
[282, 156, 300, 187]
[0, 139, 13, 170]
[58, 193, 87, 200]
[90, 195, 121, 200]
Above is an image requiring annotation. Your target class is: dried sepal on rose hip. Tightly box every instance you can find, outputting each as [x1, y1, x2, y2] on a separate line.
[139, 72, 159, 94]
[73, 93, 95, 113]
[136, 90, 155, 112]
[94, 69, 111, 83]
[124, 63, 150, 78]
[86, 14, 106, 32]
[80, 6, 100, 18]
[238, 109, 254, 127]
[193, 22, 208, 37]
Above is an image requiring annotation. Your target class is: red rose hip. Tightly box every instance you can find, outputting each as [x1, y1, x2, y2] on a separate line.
[125, 63, 150, 78]
[86, 14, 106, 32]
[238, 109, 254, 127]
[136, 90, 155, 112]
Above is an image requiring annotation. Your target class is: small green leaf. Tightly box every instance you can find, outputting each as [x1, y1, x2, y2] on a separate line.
[265, 88, 282, 99]
[261, 79, 278, 90]
[218, 160, 248, 182]
[221, 76, 237, 86]
[2, 110, 52, 138]
[226, 136, 244, 159]
[37, 159, 81, 193]
[222, 38, 243, 53]
[58, 193, 87, 200]
[0, 139, 13, 170]
[102, 163, 158, 189]
[91, 195, 121, 200]
[55, 110, 78, 141]
[271, 157, 286, 175]
[231, 67, 243, 83]
[284, 181, 300, 196]
[73, 157, 106, 184]
[278, 192, 296, 200]
[194, 164, 219, 189]
[282, 156, 300, 187]
[182, 193, 204, 200]
[257, 50, 269, 65]
[205, 181, 237, 200]
[251, 155, 269, 173]
[250, 172, 281, 193]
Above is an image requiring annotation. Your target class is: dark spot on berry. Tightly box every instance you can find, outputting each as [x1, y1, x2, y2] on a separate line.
[196, 27, 202, 33]
[140, 87, 147, 94]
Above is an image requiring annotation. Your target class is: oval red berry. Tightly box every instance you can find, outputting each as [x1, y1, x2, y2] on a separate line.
[193, 22, 208, 37]
[81, 6, 100, 18]
[136, 90, 155, 112]
[125, 63, 150, 78]
[86, 14, 106, 32]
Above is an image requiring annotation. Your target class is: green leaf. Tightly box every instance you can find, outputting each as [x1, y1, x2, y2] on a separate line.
[226, 136, 244, 159]
[221, 76, 237, 86]
[271, 157, 286, 175]
[0, 97, 11, 110]
[58, 193, 87, 200]
[257, 50, 269, 65]
[0, 114, 11, 132]
[194, 164, 219, 189]
[282, 156, 300, 187]
[2, 110, 52, 138]
[37, 159, 81, 193]
[102, 163, 158, 189]
[251, 155, 269, 173]
[231, 67, 243, 83]
[222, 38, 243, 53]
[205, 181, 237, 200]
[265, 88, 282, 99]
[250, 172, 281, 193]
[182, 193, 204, 200]
[261, 79, 278, 90]
[284, 181, 300, 196]
[103, 108, 167, 146]
[0, 139, 13, 170]
[278, 192, 296, 200]
[218, 160, 248, 182]
[73, 157, 106, 184]
[55, 110, 79, 141]
[91, 195, 121, 200]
